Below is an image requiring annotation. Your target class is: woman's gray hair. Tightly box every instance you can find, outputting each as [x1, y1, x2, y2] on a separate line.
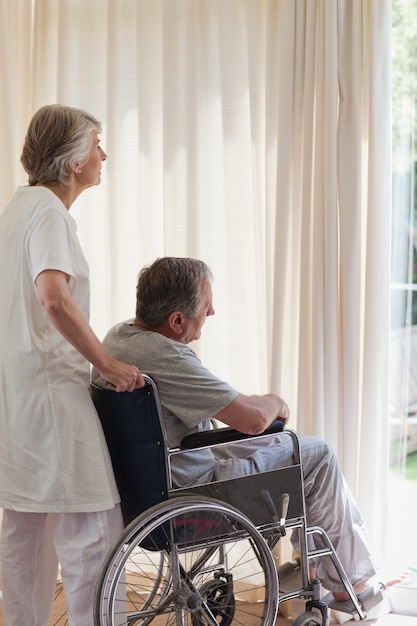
[20, 104, 102, 186]
[136, 257, 213, 328]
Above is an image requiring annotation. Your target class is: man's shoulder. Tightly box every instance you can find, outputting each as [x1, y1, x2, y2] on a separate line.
[110, 322, 187, 346]
[102, 321, 194, 364]
[104, 322, 180, 347]
[104, 319, 134, 339]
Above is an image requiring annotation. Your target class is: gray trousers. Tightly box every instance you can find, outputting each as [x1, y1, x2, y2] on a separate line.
[213, 434, 376, 593]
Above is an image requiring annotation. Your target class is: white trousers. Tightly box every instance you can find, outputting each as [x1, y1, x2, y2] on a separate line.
[0, 506, 123, 626]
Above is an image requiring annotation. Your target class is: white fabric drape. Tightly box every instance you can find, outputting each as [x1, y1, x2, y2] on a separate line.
[0, 0, 391, 559]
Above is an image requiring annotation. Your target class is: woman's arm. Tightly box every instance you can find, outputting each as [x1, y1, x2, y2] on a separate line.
[35, 269, 144, 391]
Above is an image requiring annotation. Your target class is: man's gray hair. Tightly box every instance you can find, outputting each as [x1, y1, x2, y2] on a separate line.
[21, 104, 102, 186]
[136, 257, 213, 329]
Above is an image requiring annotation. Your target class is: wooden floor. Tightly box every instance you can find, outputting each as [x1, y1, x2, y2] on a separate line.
[0, 587, 294, 625]
[0, 585, 416, 625]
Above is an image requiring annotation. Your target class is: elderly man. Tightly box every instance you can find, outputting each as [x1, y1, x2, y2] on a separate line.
[92, 256, 381, 608]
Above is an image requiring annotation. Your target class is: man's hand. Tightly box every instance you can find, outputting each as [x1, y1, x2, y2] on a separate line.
[276, 397, 290, 425]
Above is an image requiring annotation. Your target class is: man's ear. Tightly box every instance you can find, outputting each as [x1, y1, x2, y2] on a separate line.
[168, 311, 183, 335]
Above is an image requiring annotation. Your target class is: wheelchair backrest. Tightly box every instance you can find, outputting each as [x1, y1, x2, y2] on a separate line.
[91, 375, 169, 526]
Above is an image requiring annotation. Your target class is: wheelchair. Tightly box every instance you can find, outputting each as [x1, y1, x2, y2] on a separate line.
[91, 375, 367, 626]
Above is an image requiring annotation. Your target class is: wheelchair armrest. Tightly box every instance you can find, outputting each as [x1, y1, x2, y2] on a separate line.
[180, 419, 285, 449]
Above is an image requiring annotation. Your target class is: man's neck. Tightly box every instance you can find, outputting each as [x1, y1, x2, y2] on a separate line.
[132, 319, 152, 331]
[132, 318, 181, 343]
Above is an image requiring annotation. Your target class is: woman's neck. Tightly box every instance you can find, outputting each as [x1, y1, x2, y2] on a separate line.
[35, 182, 80, 210]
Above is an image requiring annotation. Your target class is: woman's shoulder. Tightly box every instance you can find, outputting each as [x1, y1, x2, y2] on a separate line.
[11, 186, 69, 218]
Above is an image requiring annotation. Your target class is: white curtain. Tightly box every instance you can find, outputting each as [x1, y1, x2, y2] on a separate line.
[0, 0, 391, 560]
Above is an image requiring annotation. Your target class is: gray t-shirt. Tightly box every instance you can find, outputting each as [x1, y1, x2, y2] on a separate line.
[92, 321, 238, 487]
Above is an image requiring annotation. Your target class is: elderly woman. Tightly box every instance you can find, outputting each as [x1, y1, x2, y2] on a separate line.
[0, 104, 143, 626]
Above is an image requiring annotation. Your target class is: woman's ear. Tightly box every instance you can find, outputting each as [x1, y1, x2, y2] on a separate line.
[69, 163, 81, 175]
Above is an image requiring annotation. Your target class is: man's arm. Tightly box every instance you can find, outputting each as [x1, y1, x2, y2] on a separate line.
[214, 392, 290, 435]
[35, 269, 144, 391]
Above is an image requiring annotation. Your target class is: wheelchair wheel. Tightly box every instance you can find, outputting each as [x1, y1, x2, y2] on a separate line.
[292, 611, 323, 626]
[94, 496, 278, 626]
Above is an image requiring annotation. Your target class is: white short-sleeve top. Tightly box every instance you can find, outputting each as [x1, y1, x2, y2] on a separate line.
[0, 186, 119, 512]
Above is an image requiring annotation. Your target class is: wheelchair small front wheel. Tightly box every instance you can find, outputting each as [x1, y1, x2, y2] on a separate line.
[292, 610, 323, 626]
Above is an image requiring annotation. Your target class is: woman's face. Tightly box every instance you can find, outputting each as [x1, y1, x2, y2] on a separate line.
[78, 130, 107, 187]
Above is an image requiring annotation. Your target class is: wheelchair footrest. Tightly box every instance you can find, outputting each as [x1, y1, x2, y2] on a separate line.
[322, 583, 388, 623]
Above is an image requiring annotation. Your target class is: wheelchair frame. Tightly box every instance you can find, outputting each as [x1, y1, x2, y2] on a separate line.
[91, 375, 366, 626]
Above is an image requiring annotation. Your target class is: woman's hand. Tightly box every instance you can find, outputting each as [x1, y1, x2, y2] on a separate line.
[99, 358, 145, 392]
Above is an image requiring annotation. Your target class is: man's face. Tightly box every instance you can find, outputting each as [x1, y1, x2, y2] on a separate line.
[181, 278, 215, 343]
